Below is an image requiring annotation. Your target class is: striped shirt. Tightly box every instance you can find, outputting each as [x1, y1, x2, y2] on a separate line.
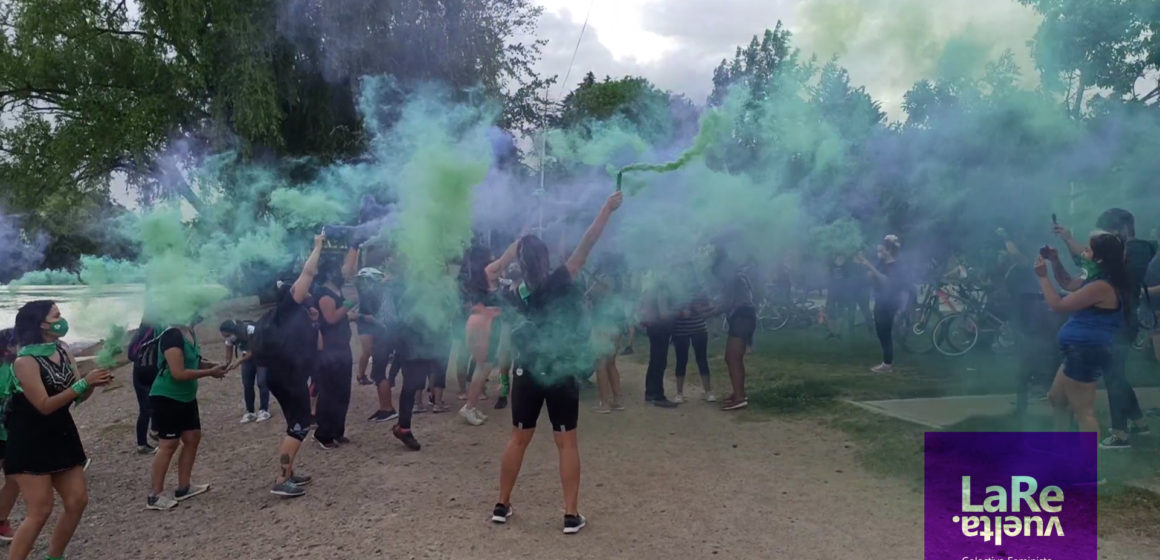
[673, 296, 711, 337]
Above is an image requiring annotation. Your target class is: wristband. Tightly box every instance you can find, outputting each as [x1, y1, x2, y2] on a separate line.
[71, 379, 90, 395]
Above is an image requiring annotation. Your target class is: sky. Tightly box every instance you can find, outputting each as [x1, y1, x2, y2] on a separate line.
[530, 0, 1044, 118]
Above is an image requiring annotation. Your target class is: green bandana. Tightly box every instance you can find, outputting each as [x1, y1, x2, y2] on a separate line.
[17, 342, 58, 358]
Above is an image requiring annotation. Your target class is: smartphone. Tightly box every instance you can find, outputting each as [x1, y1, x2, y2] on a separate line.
[1039, 245, 1052, 259]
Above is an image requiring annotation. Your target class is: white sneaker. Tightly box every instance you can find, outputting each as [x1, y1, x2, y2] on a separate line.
[240, 412, 257, 424]
[672, 394, 686, 404]
[256, 410, 272, 423]
[459, 405, 485, 426]
[146, 494, 178, 511]
[704, 392, 718, 403]
[870, 363, 894, 374]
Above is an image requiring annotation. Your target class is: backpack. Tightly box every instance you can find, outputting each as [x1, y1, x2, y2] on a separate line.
[248, 308, 281, 362]
[1126, 240, 1158, 330]
[128, 326, 159, 370]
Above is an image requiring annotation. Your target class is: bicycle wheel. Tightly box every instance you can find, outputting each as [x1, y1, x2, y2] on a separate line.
[933, 313, 979, 357]
[903, 307, 941, 354]
[761, 305, 790, 331]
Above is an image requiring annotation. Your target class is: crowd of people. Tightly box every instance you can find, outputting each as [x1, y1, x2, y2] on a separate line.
[1, 196, 1157, 557]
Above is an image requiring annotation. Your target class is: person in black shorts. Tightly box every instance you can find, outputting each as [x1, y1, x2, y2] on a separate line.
[146, 315, 227, 510]
[312, 245, 359, 450]
[6, 301, 113, 560]
[491, 191, 622, 535]
[359, 266, 399, 423]
[713, 247, 756, 411]
[254, 234, 327, 497]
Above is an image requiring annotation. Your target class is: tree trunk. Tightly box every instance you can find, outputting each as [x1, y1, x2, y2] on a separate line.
[1071, 71, 1086, 119]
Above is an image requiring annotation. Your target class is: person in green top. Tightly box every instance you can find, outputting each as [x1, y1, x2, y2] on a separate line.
[0, 328, 23, 542]
[146, 316, 227, 511]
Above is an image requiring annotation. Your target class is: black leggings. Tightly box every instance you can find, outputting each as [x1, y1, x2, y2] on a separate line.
[131, 365, 156, 446]
[672, 332, 710, 379]
[397, 359, 441, 430]
[874, 303, 898, 365]
[644, 325, 672, 400]
[314, 352, 353, 443]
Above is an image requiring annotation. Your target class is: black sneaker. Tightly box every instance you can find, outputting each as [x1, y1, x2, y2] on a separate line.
[494, 396, 508, 410]
[491, 503, 513, 524]
[336, 436, 352, 445]
[392, 425, 421, 451]
[288, 473, 313, 487]
[649, 398, 679, 408]
[137, 443, 158, 455]
[315, 436, 338, 451]
[1129, 423, 1151, 436]
[368, 410, 399, 423]
[563, 513, 586, 534]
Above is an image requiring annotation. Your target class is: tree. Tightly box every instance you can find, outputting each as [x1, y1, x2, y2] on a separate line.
[1018, 0, 1160, 116]
[0, 0, 552, 272]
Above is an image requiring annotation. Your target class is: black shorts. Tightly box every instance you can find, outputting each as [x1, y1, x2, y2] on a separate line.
[261, 356, 314, 440]
[0, 439, 7, 461]
[1061, 344, 1111, 383]
[510, 366, 580, 432]
[728, 306, 757, 341]
[357, 318, 386, 340]
[150, 396, 201, 439]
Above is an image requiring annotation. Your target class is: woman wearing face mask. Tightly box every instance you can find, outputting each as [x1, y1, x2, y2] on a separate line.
[856, 235, 905, 374]
[5, 301, 113, 560]
[0, 328, 24, 542]
[1037, 233, 1129, 445]
[491, 191, 622, 535]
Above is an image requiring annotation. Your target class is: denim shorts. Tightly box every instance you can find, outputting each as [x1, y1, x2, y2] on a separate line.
[1060, 344, 1112, 383]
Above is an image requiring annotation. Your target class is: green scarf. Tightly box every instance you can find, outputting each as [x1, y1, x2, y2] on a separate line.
[17, 342, 58, 358]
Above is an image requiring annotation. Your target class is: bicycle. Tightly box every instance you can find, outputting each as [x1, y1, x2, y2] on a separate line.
[931, 284, 1016, 357]
[901, 282, 965, 354]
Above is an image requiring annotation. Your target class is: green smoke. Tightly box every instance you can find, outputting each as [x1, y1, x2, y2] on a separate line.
[616, 109, 729, 192]
[268, 188, 350, 229]
[136, 207, 229, 326]
[7, 269, 82, 287]
[93, 324, 128, 369]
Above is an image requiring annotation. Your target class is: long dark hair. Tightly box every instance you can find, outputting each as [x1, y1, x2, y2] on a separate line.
[1, 328, 15, 364]
[1091, 232, 1130, 319]
[460, 244, 493, 300]
[517, 235, 551, 290]
[14, 299, 55, 347]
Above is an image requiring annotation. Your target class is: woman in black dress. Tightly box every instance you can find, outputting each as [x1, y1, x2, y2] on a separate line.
[6, 300, 113, 560]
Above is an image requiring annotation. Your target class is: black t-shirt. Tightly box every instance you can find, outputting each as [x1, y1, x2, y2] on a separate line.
[356, 277, 384, 320]
[271, 292, 319, 365]
[159, 328, 184, 356]
[316, 286, 352, 358]
[510, 267, 590, 374]
[874, 261, 907, 307]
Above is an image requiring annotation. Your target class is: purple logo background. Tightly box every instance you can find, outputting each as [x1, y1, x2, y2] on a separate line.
[925, 432, 1097, 560]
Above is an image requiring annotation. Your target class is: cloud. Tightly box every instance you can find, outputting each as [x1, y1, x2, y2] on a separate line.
[531, 0, 1042, 116]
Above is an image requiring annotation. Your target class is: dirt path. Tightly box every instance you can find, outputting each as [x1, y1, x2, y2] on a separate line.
[25, 330, 1156, 559]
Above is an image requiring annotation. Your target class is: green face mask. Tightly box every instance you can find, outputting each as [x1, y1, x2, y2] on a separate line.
[47, 318, 69, 338]
[1079, 257, 1103, 281]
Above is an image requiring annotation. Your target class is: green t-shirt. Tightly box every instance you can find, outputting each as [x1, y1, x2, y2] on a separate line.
[0, 362, 13, 441]
[150, 328, 200, 402]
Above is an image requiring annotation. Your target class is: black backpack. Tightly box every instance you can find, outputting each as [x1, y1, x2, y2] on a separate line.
[248, 308, 282, 362]
[127, 325, 160, 370]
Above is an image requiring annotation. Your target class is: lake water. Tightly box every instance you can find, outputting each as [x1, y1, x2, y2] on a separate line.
[1, 285, 145, 347]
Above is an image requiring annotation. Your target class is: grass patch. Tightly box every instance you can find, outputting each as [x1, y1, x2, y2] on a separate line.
[748, 378, 840, 414]
[727, 325, 1160, 534]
